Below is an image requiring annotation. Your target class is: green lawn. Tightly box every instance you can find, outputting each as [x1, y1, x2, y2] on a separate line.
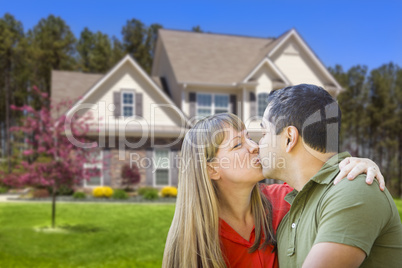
[0, 203, 175, 268]
[1, 200, 402, 268]
[395, 199, 402, 220]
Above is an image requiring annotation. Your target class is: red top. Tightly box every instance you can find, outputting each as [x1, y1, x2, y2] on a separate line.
[219, 184, 292, 268]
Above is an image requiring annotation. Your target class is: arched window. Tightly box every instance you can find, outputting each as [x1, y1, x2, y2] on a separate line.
[258, 93, 269, 117]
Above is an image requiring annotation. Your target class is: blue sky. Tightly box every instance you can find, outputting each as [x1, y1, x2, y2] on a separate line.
[1, 0, 401, 71]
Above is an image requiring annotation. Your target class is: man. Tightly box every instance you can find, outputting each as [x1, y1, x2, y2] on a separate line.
[259, 84, 402, 267]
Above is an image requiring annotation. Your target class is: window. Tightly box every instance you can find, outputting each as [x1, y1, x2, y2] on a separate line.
[196, 93, 229, 117]
[121, 91, 135, 117]
[83, 150, 103, 187]
[258, 93, 269, 117]
[154, 150, 170, 186]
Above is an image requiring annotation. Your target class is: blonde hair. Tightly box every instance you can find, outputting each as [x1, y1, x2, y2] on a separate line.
[162, 113, 275, 268]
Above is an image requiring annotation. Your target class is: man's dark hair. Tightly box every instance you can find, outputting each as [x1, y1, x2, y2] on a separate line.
[265, 84, 341, 153]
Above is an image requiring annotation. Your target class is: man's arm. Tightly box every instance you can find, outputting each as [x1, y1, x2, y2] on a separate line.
[303, 176, 392, 267]
[302, 242, 366, 268]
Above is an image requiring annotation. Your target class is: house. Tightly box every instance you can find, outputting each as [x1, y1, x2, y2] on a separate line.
[51, 28, 342, 189]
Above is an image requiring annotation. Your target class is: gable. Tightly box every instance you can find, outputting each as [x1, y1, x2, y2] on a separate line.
[244, 57, 290, 88]
[65, 56, 190, 134]
[269, 31, 342, 92]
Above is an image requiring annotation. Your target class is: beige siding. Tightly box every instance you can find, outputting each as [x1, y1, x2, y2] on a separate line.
[245, 64, 275, 130]
[79, 61, 184, 130]
[255, 65, 274, 95]
[273, 38, 326, 87]
[241, 88, 250, 123]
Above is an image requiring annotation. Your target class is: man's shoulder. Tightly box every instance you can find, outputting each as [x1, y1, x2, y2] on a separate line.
[319, 174, 396, 220]
[326, 174, 384, 198]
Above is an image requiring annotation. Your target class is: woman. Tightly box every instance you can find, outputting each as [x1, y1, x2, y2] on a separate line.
[163, 113, 383, 268]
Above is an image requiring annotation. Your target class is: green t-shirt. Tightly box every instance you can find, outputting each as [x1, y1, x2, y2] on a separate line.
[277, 152, 402, 267]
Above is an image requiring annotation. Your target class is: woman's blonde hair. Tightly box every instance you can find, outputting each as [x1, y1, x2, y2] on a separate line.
[162, 113, 275, 268]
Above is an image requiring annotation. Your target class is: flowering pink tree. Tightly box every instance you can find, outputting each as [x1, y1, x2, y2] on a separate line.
[9, 86, 99, 228]
[121, 163, 141, 191]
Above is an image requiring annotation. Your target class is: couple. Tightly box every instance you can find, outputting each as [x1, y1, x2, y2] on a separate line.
[163, 84, 402, 267]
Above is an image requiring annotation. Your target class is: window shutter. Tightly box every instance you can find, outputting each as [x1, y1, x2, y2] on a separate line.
[170, 150, 179, 186]
[113, 92, 121, 117]
[249, 92, 257, 118]
[102, 150, 112, 186]
[230, 94, 237, 115]
[145, 149, 153, 186]
[135, 93, 143, 116]
[189, 92, 196, 118]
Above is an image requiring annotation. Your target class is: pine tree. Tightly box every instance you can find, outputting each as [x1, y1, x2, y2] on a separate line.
[121, 19, 163, 73]
[77, 28, 113, 73]
[111, 36, 125, 66]
[366, 63, 399, 188]
[27, 15, 76, 95]
[0, 13, 28, 172]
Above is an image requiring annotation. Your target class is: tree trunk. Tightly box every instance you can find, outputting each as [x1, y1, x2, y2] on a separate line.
[5, 64, 11, 173]
[51, 185, 56, 228]
[399, 139, 402, 198]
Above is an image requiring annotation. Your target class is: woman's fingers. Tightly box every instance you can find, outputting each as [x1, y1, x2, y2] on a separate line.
[334, 162, 354, 184]
[334, 159, 385, 191]
[338, 157, 351, 170]
[346, 163, 366, 180]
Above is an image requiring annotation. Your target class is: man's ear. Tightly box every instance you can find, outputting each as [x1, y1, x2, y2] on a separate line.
[207, 163, 220, 181]
[284, 126, 299, 153]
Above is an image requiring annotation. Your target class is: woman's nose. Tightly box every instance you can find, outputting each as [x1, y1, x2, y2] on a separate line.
[247, 139, 259, 153]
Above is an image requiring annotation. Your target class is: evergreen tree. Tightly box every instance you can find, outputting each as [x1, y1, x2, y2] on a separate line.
[122, 19, 146, 67]
[76, 27, 94, 72]
[77, 28, 112, 73]
[121, 19, 163, 73]
[111, 36, 125, 66]
[27, 15, 76, 95]
[0, 13, 28, 172]
[366, 64, 397, 164]
[143, 23, 162, 73]
[192, 25, 203, 32]
[331, 63, 401, 196]
[394, 68, 402, 196]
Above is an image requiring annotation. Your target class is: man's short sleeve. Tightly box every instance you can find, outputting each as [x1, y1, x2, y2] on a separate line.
[314, 175, 393, 256]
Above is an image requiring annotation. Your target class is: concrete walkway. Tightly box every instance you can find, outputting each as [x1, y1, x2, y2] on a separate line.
[0, 194, 20, 202]
[0, 194, 176, 205]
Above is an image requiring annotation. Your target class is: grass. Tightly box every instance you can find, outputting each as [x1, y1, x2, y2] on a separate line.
[0, 200, 401, 268]
[0, 203, 175, 268]
[394, 198, 402, 220]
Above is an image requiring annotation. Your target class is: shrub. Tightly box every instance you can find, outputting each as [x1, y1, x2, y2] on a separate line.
[160, 186, 178, 198]
[121, 163, 141, 190]
[143, 188, 159, 200]
[33, 188, 50, 198]
[48, 184, 75, 196]
[112, 189, 129, 200]
[92, 186, 114, 198]
[103, 187, 113, 198]
[0, 186, 9, 194]
[73, 191, 86, 199]
[137, 187, 155, 196]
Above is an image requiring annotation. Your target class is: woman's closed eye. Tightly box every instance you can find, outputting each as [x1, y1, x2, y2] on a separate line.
[233, 143, 242, 149]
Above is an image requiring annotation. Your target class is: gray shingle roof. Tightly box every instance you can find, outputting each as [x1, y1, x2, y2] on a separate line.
[51, 70, 103, 114]
[157, 29, 289, 84]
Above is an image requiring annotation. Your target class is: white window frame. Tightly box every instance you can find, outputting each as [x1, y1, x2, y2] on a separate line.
[83, 150, 103, 187]
[258, 93, 269, 117]
[196, 93, 230, 117]
[153, 149, 171, 187]
[121, 91, 135, 117]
